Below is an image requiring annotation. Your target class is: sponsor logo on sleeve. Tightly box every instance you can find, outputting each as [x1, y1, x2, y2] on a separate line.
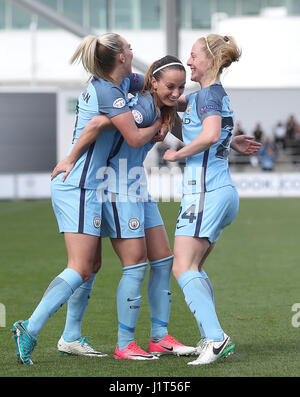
[132, 109, 143, 124]
[113, 98, 126, 108]
[200, 105, 219, 114]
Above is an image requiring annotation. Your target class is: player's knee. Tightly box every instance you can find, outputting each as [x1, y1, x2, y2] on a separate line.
[172, 260, 186, 281]
[121, 246, 147, 266]
[122, 254, 147, 267]
[92, 260, 102, 273]
[76, 265, 95, 282]
[81, 271, 92, 283]
[162, 247, 173, 259]
[172, 266, 181, 281]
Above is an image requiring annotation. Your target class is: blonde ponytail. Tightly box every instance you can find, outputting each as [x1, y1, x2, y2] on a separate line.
[71, 33, 124, 81]
[201, 34, 241, 80]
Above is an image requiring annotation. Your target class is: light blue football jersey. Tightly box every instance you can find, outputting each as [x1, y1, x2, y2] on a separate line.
[104, 91, 159, 198]
[63, 73, 144, 189]
[182, 82, 235, 194]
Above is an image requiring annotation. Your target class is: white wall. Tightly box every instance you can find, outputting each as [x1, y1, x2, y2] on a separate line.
[1, 12, 300, 89]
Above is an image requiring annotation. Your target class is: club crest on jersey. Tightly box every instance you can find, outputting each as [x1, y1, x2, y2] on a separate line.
[128, 218, 140, 230]
[132, 109, 143, 124]
[186, 105, 192, 115]
[113, 98, 126, 108]
[93, 217, 101, 228]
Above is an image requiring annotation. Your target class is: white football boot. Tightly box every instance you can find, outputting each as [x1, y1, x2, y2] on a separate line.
[57, 336, 108, 357]
[196, 337, 207, 354]
[188, 333, 234, 365]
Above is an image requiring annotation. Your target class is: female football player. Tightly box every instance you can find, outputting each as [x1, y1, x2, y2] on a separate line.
[163, 34, 253, 365]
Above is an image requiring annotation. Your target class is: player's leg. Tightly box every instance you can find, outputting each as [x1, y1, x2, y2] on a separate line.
[174, 187, 239, 365]
[145, 220, 196, 356]
[111, 237, 157, 360]
[12, 183, 101, 364]
[12, 232, 98, 364]
[194, 244, 216, 352]
[173, 235, 234, 365]
[102, 195, 157, 360]
[144, 201, 172, 344]
[173, 235, 224, 339]
[28, 233, 98, 335]
[61, 239, 102, 343]
[58, 238, 107, 357]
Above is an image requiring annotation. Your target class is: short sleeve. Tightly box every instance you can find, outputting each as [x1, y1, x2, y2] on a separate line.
[127, 73, 144, 94]
[97, 84, 131, 118]
[195, 89, 222, 121]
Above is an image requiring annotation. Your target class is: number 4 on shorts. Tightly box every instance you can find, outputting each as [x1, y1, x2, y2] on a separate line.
[181, 205, 197, 223]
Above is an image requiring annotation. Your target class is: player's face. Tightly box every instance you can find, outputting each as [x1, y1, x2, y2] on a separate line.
[120, 37, 133, 75]
[187, 40, 212, 82]
[151, 69, 186, 108]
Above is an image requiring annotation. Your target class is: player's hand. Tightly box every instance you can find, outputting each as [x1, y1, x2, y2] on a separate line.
[231, 135, 262, 155]
[152, 123, 169, 143]
[51, 157, 75, 182]
[163, 148, 178, 162]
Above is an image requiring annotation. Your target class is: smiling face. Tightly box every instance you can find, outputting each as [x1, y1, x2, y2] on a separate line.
[150, 69, 186, 108]
[187, 39, 213, 84]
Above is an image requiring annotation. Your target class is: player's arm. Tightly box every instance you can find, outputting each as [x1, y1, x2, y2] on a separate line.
[51, 115, 113, 181]
[110, 111, 162, 148]
[128, 73, 144, 94]
[230, 135, 262, 154]
[163, 115, 220, 162]
[69, 116, 113, 162]
[51, 110, 161, 180]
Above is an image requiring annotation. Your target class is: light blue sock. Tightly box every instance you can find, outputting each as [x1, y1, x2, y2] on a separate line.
[178, 270, 223, 341]
[200, 269, 215, 304]
[62, 273, 96, 342]
[148, 255, 173, 341]
[27, 268, 83, 338]
[117, 262, 148, 350]
[196, 270, 215, 338]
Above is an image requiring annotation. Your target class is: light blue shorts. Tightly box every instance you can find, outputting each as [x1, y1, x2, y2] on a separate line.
[175, 185, 239, 243]
[51, 178, 102, 237]
[101, 192, 164, 238]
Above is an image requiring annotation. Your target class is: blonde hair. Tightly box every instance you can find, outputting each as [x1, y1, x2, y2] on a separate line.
[142, 55, 185, 130]
[201, 34, 241, 80]
[71, 33, 124, 81]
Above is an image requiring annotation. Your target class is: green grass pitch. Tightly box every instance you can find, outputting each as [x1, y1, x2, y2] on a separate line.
[0, 198, 299, 378]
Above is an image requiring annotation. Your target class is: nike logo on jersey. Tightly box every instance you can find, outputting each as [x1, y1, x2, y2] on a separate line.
[176, 225, 186, 229]
[212, 337, 229, 355]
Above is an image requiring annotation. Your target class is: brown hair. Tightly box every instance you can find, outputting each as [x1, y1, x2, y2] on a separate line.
[201, 34, 241, 80]
[142, 55, 185, 130]
[71, 33, 124, 82]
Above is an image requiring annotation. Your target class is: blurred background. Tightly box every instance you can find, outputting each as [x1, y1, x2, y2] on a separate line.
[1, 0, 300, 200]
